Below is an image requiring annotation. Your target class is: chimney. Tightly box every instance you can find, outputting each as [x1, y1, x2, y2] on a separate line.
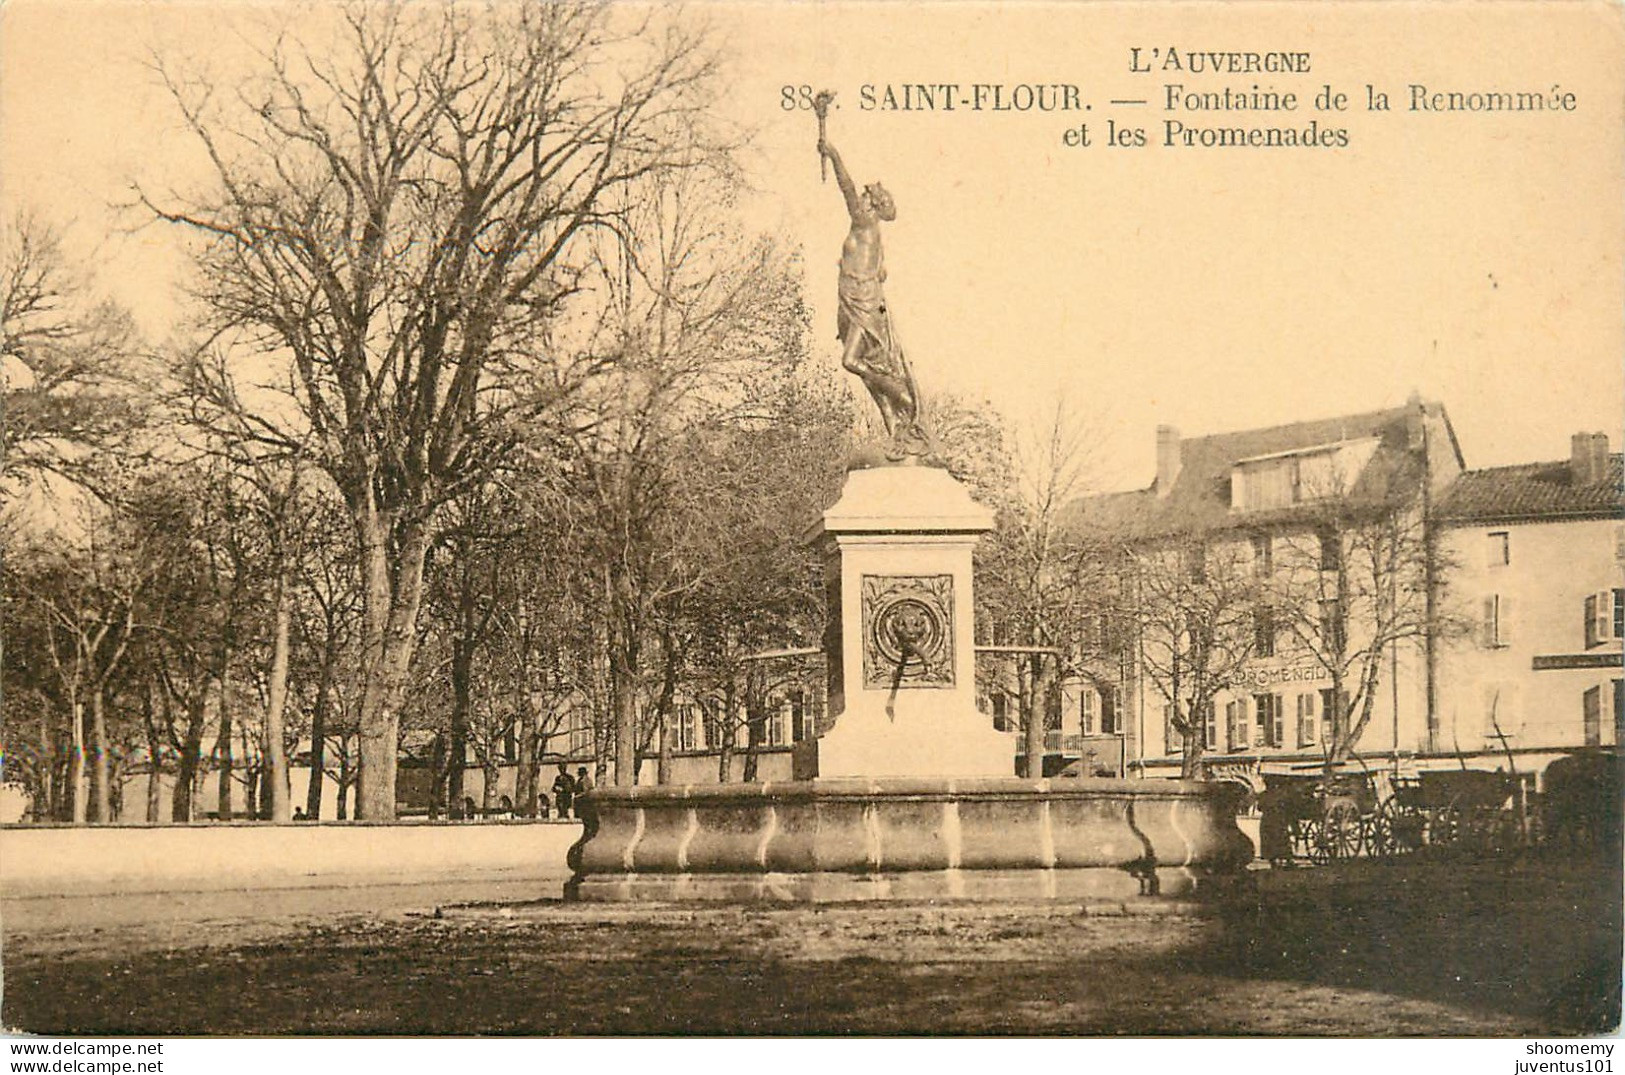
[1156, 425, 1181, 498]
[1405, 391, 1427, 451]
[1571, 432, 1610, 485]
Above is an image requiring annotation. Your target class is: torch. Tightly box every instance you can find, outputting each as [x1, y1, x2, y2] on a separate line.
[813, 90, 835, 182]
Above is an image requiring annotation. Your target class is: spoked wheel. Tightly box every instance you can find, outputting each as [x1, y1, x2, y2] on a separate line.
[1364, 805, 1396, 859]
[1319, 800, 1363, 861]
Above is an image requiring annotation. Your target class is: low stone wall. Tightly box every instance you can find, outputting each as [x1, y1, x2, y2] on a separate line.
[568, 777, 1254, 901]
[1, 820, 582, 899]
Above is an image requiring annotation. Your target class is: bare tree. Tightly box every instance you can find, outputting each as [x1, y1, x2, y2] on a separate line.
[973, 398, 1108, 777]
[1, 213, 147, 498]
[146, 2, 734, 816]
[543, 162, 808, 786]
[1271, 489, 1458, 771]
[1132, 539, 1260, 779]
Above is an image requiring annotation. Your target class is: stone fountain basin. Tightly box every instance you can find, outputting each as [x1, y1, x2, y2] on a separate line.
[565, 776, 1253, 902]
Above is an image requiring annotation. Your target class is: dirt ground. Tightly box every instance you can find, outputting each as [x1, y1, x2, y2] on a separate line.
[3, 855, 1618, 1036]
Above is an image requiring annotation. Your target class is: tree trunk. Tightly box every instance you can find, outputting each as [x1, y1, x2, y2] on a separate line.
[356, 512, 430, 820]
[448, 634, 473, 819]
[37, 713, 55, 822]
[1022, 654, 1046, 779]
[69, 693, 87, 825]
[428, 733, 447, 820]
[743, 666, 764, 783]
[656, 711, 673, 785]
[336, 737, 351, 820]
[143, 684, 163, 823]
[1181, 717, 1206, 780]
[173, 699, 205, 823]
[305, 630, 337, 820]
[263, 572, 294, 822]
[483, 744, 500, 813]
[516, 720, 537, 815]
[90, 687, 111, 823]
[716, 679, 737, 783]
[611, 646, 639, 787]
[215, 660, 234, 822]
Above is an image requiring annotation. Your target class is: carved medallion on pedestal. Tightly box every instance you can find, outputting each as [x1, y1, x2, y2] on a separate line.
[861, 574, 954, 689]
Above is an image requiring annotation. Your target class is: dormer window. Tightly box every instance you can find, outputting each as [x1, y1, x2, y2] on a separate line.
[1230, 437, 1380, 513]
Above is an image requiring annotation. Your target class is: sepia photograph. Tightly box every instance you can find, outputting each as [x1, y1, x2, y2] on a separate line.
[0, 0, 1620, 1050]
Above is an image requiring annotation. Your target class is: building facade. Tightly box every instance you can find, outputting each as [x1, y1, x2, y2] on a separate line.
[1431, 432, 1624, 769]
[1070, 402, 1622, 790]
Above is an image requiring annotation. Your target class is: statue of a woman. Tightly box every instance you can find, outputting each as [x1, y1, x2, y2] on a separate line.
[815, 96, 929, 459]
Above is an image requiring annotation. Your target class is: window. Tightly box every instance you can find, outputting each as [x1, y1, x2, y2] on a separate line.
[786, 691, 808, 744]
[1320, 688, 1345, 744]
[1318, 528, 1343, 573]
[766, 698, 794, 747]
[503, 726, 517, 762]
[1255, 694, 1283, 748]
[1226, 699, 1249, 754]
[1296, 692, 1317, 747]
[675, 704, 702, 752]
[1614, 680, 1623, 747]
[1584, 686, 1602, 748]
[1203, 704, 1218, 750]
[1099, 687, 1119, 736]
[1254, 606, 1276, 657]
[1584, 590, 1624, 648]
[991, 693, 1011, 733]
[1486, 531, 1510, 568]
[1079, 690, 1097, 735]
[1252, 534, 1273, 577]
[1483, 594, 1512, 648]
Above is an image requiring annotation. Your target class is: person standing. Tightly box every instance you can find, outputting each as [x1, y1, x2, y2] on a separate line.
[573, 767, 595, 819]
[551, 763, 575, 820]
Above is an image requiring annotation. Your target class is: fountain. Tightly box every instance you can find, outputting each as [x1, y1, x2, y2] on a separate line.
[564, 95, 1251, 902]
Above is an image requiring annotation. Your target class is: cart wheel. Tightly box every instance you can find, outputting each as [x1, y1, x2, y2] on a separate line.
[1366, 806, 1395, 859]
[1324, 801, 1362, 860]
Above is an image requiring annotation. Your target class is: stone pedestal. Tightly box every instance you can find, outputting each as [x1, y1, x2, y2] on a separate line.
[792, 465, 1011, 779]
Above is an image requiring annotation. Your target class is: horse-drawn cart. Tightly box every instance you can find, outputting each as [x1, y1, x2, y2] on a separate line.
[1259, 770, 1390, 866]
[1389, 769, 1518, 852]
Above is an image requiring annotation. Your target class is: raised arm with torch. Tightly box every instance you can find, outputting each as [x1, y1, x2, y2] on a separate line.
[813, 92, 928, 460]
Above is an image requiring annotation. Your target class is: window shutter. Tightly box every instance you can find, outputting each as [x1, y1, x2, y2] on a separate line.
[1588, 592, 1611, 649]
[1271, 696, 1286, 748]
[1482, 595, 1499, 648]
[1298, 692, 1317, 746]
[1613, 589, 1624, 641]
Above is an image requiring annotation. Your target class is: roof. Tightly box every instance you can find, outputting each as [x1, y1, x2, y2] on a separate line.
[1067, 403, 1456, 541]
[1435, 456, 1624, 523]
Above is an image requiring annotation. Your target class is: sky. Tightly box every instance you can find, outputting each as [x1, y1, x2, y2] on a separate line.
[2, 0, 1620, 493]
